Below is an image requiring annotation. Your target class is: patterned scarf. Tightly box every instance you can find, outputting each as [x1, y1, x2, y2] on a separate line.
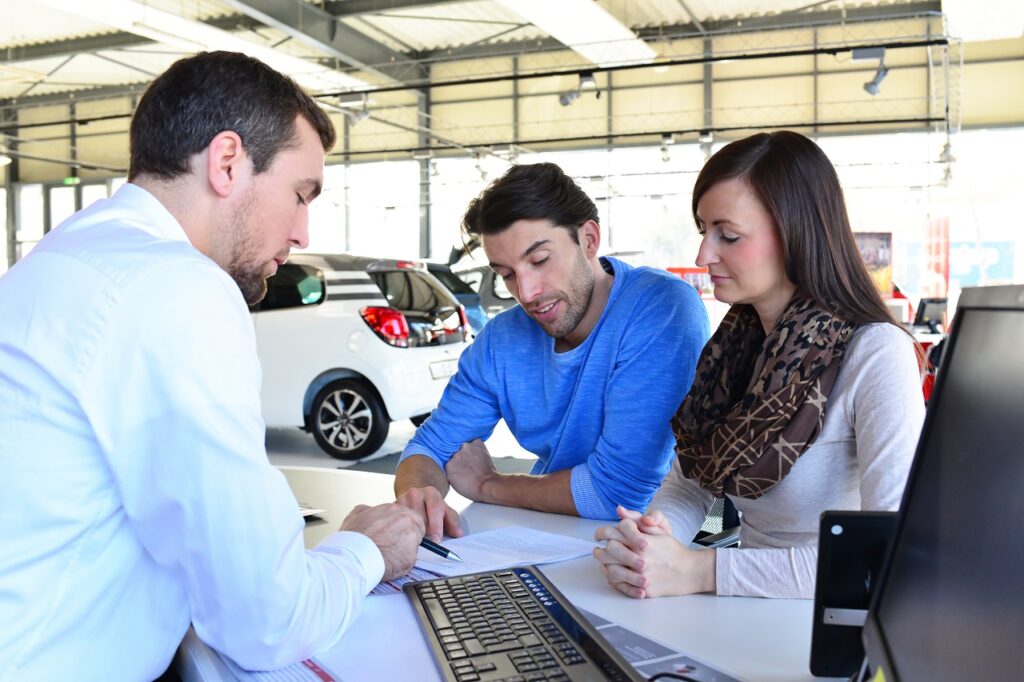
[673, 296, 857, 499]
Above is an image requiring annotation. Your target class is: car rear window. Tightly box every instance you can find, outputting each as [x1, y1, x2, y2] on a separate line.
[256, 263, 325, 311]
[370, 270, 464, 346]
[430, 269, 476, 295]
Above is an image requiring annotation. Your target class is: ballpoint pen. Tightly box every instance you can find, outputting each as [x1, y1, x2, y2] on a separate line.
[419, 537, 464, 562]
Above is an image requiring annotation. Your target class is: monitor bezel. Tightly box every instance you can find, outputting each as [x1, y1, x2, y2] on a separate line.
[862, 284, 1024, 681]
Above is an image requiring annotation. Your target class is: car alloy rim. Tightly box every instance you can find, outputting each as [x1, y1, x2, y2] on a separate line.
[317, 388, 371, 451]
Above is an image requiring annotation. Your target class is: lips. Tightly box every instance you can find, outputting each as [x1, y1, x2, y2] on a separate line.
[530, 299, 561, 323]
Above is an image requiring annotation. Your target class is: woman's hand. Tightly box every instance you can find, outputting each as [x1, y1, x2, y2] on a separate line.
[592, 505, 716, 599]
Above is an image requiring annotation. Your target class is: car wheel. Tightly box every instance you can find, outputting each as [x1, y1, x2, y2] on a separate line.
[311, 380, 389, 460]
[410, 413, 431, 427]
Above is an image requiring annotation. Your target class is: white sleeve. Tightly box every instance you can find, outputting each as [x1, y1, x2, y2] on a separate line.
[648, 457, 715, 545]
[849, 326, 924, 511]
[79, 259, 383, 669]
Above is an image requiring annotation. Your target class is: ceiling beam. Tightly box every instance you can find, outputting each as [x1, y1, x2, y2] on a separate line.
[323, 0, 458, 17]
[0, 15, 262, 64]
[220, 0, 419, 82]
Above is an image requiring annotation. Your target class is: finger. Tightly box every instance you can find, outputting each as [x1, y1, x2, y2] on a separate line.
[616, 519, 648, 549]
[601, 540, 645, 572]
[424, 496, 447, 543]
[611, 581, 646, 600]
[640, 509, 672, 534]
[616, 505, 643, 522]
[605, 563, 648, 589]
[443, 505, 463, 538]
[594, 524, 628, 544]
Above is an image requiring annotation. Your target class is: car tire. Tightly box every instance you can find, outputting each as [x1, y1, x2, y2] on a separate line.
[410, 413, 431, 427]
[310, 380, 389, 460]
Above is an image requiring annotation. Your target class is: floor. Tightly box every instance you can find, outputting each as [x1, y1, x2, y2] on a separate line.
[267, 418, 538, 476]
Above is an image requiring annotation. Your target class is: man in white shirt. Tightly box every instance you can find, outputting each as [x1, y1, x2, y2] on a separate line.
[0, 51, 424, 680]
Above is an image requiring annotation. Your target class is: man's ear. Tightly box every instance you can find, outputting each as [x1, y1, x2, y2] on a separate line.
[205, 130, 247, 198]
[578, 219, 601, 257]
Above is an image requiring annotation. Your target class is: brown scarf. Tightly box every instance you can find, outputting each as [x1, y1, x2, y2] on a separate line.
[673, 296, 857, 499]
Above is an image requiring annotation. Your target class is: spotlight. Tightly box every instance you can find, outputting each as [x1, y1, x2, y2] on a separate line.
[661, 133, 674, 146]
[559, 89, 581, 107]
[346, 107, 369, 125]
[0, 153, 11, 168]
[938, 140, 956, 164]
[579, 72, 597, 90]
[660, 144, 670, 163]
[863, 62, 889, 96]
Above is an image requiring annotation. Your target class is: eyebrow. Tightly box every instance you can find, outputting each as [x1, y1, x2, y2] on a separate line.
[488, 239, 552, 270]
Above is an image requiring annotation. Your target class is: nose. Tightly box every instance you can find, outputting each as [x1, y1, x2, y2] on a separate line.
[290, 214, 310, 250]
[695, 235, 717, 268]
[515, 270, 543, 304]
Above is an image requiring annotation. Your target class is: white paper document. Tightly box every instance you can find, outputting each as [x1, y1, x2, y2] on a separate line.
[413, 526, 596, 577]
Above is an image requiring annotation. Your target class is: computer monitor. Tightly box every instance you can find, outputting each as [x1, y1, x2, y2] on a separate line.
[862, 284, 1024, 681]
[912, 297, 947, 332]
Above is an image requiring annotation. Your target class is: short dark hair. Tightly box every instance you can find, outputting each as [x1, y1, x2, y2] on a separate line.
[128, 51, 336, 180]
[462, 163, 598, 245]
[692, 130, 895, 327]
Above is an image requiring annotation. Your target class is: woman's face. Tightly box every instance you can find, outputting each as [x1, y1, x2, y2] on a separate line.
[695, 177, 797, 330]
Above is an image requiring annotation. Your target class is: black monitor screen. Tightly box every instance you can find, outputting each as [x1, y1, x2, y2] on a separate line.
[865, 297, 1024, 680]
[912, 297, 947, 329]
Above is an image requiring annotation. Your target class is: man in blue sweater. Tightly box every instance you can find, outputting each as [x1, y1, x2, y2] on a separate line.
[395, 163, 709, 541]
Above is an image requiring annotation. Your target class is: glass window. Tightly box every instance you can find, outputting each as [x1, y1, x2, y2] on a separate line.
[49, 186, 76, 231]
[16, 184, 44, 242]
[81, 183, 108, 209]
[257, 263, 325, 312]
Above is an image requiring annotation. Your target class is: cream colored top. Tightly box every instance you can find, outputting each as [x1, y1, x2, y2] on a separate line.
[651, 323, 926, 599]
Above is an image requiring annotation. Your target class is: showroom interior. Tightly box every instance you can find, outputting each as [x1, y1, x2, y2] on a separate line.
[2, 0, 1023, 471]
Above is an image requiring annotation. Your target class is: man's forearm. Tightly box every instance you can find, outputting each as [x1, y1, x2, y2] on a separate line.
[481, 470, 578, 516]
[395, 454, 450, 497]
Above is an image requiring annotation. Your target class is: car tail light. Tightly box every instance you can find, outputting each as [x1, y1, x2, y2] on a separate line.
[360, 306, 410, 348]
[458, 305, 471, 341]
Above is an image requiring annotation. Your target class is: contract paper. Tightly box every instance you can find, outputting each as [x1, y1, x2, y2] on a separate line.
[412, 526, 597, 577]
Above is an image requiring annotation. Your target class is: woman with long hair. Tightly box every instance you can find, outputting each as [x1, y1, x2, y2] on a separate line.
[593, 131, 925, 599]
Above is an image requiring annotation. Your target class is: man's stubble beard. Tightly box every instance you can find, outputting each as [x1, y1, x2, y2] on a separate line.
[540, 248, 594, 340]
[222, 188, 270, 306]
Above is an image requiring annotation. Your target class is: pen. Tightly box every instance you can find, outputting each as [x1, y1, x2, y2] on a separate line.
[420, 537, 464, 562]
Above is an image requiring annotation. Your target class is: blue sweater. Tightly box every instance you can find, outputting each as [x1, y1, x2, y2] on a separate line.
[400, 257, 709, 519]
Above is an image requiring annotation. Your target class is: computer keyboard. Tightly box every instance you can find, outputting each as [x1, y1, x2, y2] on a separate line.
[404, 565, 644, 682]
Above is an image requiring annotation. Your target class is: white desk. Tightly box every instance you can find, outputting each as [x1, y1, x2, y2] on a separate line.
[177, 466, 837, 682]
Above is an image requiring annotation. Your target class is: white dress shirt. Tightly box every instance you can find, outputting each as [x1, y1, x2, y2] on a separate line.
[0, 184, 385, 681]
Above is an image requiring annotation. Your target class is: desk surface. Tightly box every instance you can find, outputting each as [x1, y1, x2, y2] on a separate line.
[179, 466, 836, 682]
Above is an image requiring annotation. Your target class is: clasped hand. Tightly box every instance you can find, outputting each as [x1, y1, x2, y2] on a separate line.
[592, 506, 716, 599]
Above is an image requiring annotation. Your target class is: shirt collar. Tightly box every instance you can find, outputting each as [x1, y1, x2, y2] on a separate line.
[112, 182, 193, 245]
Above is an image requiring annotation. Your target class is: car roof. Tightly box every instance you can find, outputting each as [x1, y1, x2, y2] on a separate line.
[289, 253, 416, 272]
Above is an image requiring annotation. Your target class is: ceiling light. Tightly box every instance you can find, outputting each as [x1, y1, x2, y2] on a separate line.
[579, 72, 597, 90]
[0, 153, 12, 168]
[559, 89, 581, 107]
[37, 0, 369, 92]
[346, 108, 369, 125]
[852, 47, 888, 97]
[496, 0, 656, 67]
[938, 140, 956, 164]
[335, 92, 368, 109]
[661, 133, 674, 146]
[863, 62, 889, 96]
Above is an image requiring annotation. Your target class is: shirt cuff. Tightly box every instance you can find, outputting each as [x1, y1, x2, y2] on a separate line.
[313, 531, 386, 589]
[399, 444, 446, 469]
[569, 464, 616, 520]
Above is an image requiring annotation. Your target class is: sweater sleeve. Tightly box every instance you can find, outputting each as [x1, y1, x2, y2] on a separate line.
[715, 325, 925, 599]
[647, 457, 715, 544]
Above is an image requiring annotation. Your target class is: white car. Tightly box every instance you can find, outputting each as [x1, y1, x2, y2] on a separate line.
[252, 253, 470, 459]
